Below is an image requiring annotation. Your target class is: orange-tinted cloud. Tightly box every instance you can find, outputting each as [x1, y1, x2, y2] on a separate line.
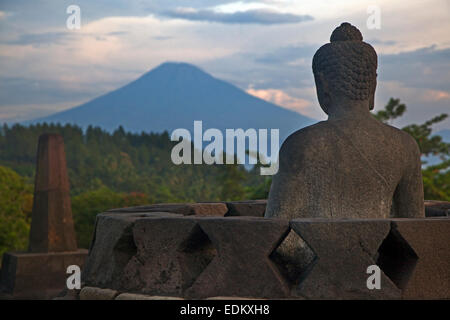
[246, 88, 311, 113]
[424, 89, 450, 102]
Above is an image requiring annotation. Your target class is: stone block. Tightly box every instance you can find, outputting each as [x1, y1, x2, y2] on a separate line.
[205, 296, 265, 300]
[52, 287, 80, 300]
[225, 200, 267, 217]
[391, 218, 450, 299]
[107, 204, 190, 215]
[290, 219, 401, 299]
[79, 286, 118, 300]
[107, 202, 229, 216]
[189, 203, 228, 216]
[424, 201, 450, 217]
[121, 216, 216, 296]
[0, 250, 87, 299]
[115, 293, 184, 300]
[185, 217, 290, 299]
[81, 212, 177, 289]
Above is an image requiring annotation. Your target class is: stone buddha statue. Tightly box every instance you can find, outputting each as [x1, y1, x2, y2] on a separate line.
[265, 22, 424, 220]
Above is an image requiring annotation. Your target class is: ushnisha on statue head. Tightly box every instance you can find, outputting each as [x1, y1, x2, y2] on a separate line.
[312, 22, 378, 117]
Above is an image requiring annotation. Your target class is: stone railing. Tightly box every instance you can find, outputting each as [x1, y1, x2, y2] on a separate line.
[81, 200, 450, 300]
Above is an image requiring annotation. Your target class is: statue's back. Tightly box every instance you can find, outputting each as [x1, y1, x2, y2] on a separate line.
[267, 116, 421, 219]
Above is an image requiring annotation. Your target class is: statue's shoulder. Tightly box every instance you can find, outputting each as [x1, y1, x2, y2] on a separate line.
[279, 121, 333, 159]
[377, 120, 420, 152]
[282, 121, 333, 147]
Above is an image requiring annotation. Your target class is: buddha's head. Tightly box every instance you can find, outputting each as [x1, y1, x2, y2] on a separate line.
[312, 22, 378, 115]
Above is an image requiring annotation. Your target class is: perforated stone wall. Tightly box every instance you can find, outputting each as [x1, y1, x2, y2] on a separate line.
[81, 201, 450, 299]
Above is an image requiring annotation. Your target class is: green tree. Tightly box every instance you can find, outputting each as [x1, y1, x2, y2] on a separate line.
[374, 98, 449, 200]
[0, 165, 33, 262]
[219, 163, 247, 201]
[71, 187, 150, 248]
[421, 160, 450, 201]
[373, 98, 406, 124]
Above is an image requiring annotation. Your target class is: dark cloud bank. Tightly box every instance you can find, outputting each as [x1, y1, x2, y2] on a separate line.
[161, 8, 313, 25]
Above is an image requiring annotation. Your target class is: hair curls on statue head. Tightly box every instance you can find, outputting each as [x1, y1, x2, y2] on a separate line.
[312, 22, 378, 102]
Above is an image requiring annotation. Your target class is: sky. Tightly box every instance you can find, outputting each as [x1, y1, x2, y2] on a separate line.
[0, 0, 449, 130]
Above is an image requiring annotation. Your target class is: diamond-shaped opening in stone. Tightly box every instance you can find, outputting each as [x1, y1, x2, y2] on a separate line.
[269, 229, 317, 288]
[113, 225, 138, 273]
[376, 227, 418, 290]
[177, 224, 217, 291]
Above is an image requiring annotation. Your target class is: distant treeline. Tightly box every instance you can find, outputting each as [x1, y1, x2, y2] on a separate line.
[0, 123, 268, 201]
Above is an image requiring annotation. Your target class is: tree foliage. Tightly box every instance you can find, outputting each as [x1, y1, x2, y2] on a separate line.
[373, 98, 449, 200]
[71, 187, 150, 248]
[0, 165, 32, 260]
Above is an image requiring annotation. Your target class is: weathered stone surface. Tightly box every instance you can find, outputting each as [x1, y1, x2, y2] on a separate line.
[108, 202, 229, 216]
[115, 293, 184, 300]
[269, 230, 316, 287]
[80, 209, 450, 300]
[0, 250, 87, 299]
[189, 203, 228, 216]
[108, 204, 191, 215]
[82, 214, 135, 289]
[81, 212, 177, 289]
[424, 201, 450, 217]
[225, 200, 267, 217]
[52, 287, 81, 300]
[29, 134, 78, 253]
[79, 287, 118, 300]
[121, 216, 216, 296]
[185, 217, 290, 299]
[206, 296, 264, 300]
[391, 218, 450, 299]
[266, 23, 424, 220]
[290, 219, 401, 299]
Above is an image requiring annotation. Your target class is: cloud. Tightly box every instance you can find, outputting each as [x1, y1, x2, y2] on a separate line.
[5, 32, 75, 47]
[161, 7, 313, 25]
[0, 76, 102, 105]
[107, 31, 129, 37]
[375, 80, 450, 130]
[247, 87, 311, 113]
[152, 35, 174, 41]
[379, 45, 450, 92]
[254, 44, 317, 65]
[423, 89, 450, 102]
[366, 38, 397, 46]
[0, 102, 84, 123]
[5, 30, 133, 47]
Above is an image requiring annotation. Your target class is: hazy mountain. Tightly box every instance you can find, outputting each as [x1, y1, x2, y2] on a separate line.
[31, 62, 315, 142]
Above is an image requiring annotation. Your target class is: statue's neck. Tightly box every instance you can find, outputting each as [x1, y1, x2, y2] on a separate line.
[326, 99, 371, 121]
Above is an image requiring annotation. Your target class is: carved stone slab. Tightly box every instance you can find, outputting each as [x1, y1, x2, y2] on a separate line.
[290, 219, 401, 299]
[392, 218, 450, 299]
[185, 217, 290, 299]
